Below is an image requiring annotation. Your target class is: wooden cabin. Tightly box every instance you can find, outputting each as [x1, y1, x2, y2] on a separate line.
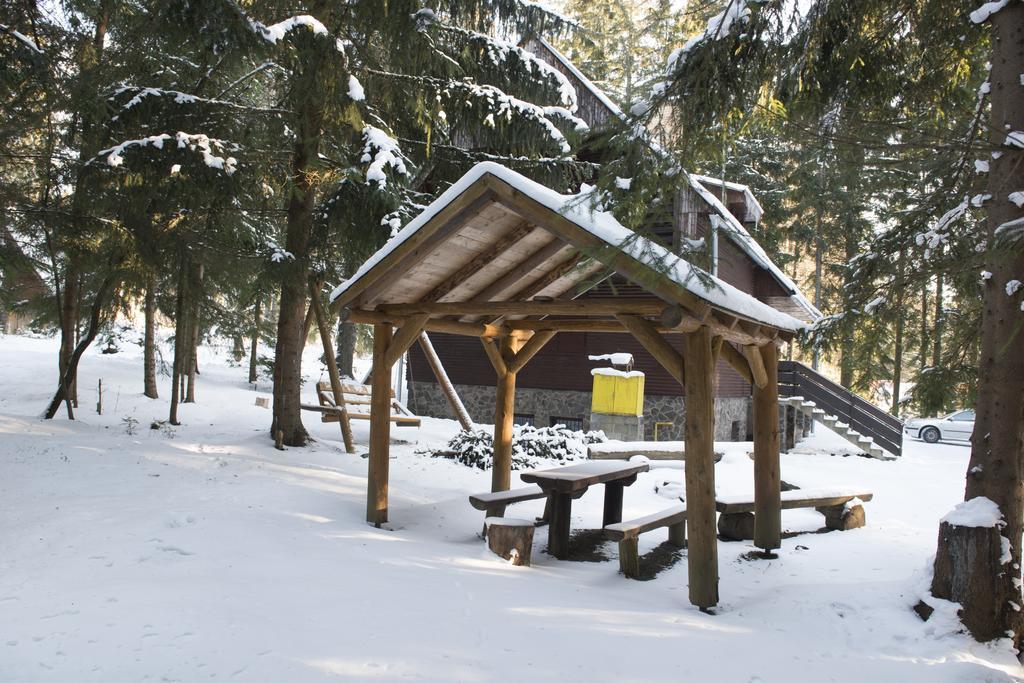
[404, 37, 819, 441]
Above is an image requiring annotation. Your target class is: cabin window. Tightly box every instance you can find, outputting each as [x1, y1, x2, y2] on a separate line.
[550, 416, 583, 431]
[513, 413, 535, 427]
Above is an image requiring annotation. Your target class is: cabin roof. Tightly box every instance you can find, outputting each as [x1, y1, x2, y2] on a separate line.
[330, 162, 806, 342]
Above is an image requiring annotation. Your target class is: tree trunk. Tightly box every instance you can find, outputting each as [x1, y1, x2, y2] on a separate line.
[336, 317, 357, 379]
[44, 272, 119, 419]
[169, 253, 187, 425]
[185, 263, 203, 403]
[920, 283, 929, 374]
[270, 17, 332, 447]
[891, 248, 905, 417]
[930, 3, 1024, 647]
[839, 234, 857, 389]
[932, 260, 944, 372]
[249, 296, 261, 384]
[813, 210, 823, 371]
[143, 277, 158, 399]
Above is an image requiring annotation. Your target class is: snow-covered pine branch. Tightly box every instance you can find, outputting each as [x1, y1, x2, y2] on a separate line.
[0, 23, 43, 54]
[360, 126, 408, 187]
[664, 0, 756, 75]
[443, 81, 589, 155]
[435, 23, 578, 110]
[107, 86, 290, 122]
[96, 132, 239, 175]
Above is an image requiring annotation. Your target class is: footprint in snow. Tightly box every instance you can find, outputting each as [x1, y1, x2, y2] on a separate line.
[158, 545, 195, 556]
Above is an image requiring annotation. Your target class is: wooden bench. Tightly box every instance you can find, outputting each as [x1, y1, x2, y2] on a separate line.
[302, 380, 421, 427]
[716, 489, 873, 540]
[604, 504, 686, 578]
[469, 486, 550, 537]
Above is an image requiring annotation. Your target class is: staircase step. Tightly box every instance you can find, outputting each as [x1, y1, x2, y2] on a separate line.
[812, 408, 826, 416]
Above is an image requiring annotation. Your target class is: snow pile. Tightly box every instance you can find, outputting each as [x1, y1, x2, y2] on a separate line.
[940, 496, 1004, 528]
[588, 352, 633, 366]
[1009, 191, 1024, 208]
[1006, 279, 1022, 296]
[360, 126, 407, 186]
[435, 424, 606, 471]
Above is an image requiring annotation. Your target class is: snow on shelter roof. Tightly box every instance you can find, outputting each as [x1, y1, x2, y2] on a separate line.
[330, 162, 806, 334]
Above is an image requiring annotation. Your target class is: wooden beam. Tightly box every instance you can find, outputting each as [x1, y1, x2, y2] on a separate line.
[380, 298, 667, 318]
[753, 341, 781, 552]
[417, 332, 473, 431]
[348, 189, 496, 309]
[344, 308, 505, 339]
[615, 314, 684, 385]
[384, 313, 431, 368]
[480, 337, 508, 375]
[421, 222, 535, 303]
[490, 336, 523, 505]
[467, 237, 568, 304]
[482, 174, 716, 322]
[309, 281, 355, 453]
[506, 330, 557, 374]
[682, 327, 719, 611]
[719, 341, 754, 384]
[742, 344, 769, 389]
[497, 253, 585, 306]
[367, 322, 394, 526]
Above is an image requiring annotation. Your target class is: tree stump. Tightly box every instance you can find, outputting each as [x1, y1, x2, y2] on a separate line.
[718, 512, 755, 541]
[931, 520, 1005, 637]
[818, 502, 866, 531]
[485, 517, 535, 566]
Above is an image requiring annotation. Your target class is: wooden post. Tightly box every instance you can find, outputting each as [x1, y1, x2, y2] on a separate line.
[310, 281, 355, 453]
[367, 322, 394, 526]
[683, 326, 718, 611]
[417, 332, 473, 431]
[491, 335, 518, 496]
[753, 342, 781, 552]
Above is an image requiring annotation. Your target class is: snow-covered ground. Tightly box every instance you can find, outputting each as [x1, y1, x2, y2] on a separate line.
[1, 333, 1020, 682]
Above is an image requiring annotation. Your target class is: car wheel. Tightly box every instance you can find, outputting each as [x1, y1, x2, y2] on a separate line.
[921, 426, 940, 444]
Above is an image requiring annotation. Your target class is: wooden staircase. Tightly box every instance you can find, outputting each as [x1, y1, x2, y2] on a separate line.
[778, 362, 902, 460]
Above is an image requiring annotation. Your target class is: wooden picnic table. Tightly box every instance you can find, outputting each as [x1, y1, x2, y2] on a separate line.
[520, 460, 650, 560]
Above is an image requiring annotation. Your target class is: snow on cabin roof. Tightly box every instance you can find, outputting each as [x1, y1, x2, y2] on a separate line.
[528, 37, 819, 322]
[686, 177, 822, 321]
[330, 161, 807, 333]
[690, 174, 765, 225]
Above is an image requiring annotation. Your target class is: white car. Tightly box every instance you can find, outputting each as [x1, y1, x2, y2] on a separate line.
[904, 410, 975, 444]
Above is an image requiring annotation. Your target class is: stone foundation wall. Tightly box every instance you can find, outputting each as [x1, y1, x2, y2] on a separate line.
[407, 380, 752, 442]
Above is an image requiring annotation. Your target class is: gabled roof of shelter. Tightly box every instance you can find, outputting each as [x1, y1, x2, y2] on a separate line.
[330, 162, 806, 342]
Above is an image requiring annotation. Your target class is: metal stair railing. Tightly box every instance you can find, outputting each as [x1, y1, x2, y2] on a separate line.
[778, 360, 903, 457]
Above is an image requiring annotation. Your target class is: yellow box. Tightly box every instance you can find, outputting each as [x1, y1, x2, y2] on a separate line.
[591, 372, 644, 416]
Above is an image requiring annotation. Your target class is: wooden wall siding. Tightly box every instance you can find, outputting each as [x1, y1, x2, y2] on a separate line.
[523, 37, 615, 130]
[408, 331, 751, 398]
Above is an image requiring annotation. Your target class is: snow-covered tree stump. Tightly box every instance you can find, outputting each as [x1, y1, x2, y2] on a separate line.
[485, 518, 534, 566]
[818, 500, 866, 531]
[930, 497, 1008, 635]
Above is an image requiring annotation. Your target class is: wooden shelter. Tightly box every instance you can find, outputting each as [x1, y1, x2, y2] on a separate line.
[330, 162, 806, 610]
